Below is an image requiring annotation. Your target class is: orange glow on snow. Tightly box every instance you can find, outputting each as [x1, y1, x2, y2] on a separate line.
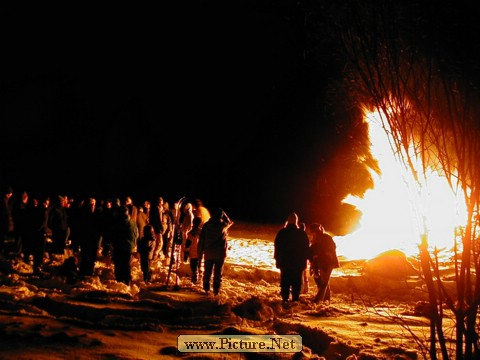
[336, 110, 467, 260]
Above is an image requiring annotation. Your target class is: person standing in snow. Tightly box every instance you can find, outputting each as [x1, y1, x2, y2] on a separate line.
[11, 190, 29, 258]
[124, 196, 138, 224]
[197, 207, 234, 295]
[47, 195, 70, 259]
[136, 200, 151, 240]
[137, 224, 156, 282]
[308, 223, 340, 303]
[180, 202, 194, 259]
[77, 197, 102, 277]
[160, 201, 173, 260]
[21, 197, 47, 274]
[274, 212, 310, 305]
[111, 205, 138, 285]
[149, 196, 165, 260]
[0, 185, 14, 257]
[184, 216, 202, 284]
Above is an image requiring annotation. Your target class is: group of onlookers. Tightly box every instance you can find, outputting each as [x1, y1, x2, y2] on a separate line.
[2, 184, 339, 304]
[0, 184, 222, 287]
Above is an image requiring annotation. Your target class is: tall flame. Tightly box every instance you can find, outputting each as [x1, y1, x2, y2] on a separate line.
[336, 110, 467, 260]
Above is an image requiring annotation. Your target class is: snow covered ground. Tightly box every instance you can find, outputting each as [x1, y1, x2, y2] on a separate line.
[0, 224, 447, 359]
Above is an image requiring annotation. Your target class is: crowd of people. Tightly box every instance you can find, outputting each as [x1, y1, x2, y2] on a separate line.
[1, 184, 339, 304]
[0, 184, 220, 287]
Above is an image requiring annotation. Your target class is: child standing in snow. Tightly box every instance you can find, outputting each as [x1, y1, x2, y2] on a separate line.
[184, 217, 202, 284]
[137, 224, 156, 282]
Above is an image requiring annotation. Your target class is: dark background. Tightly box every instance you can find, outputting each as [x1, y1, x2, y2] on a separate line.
[2, 2, 478, 225]
[1, 2, 338, 223]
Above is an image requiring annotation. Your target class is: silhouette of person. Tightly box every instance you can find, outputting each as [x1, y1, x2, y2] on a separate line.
[21, 197, 47, 274]
[124, 196, 138, 224]
[47, 195, 70, 259]
[137, 224, 156, 282]
[0, 185, 14, 257]
[111, 205, 138, 285]
[274, 212, 310, 305]
[180, 202, 194, 262]
[149, 196, 165, 260]
[77, 197, 102, 277]
[136, 200, 150, 239]
[308, 223, 340, 303]
[66, 194, 84, 254]
[99, 197, 120, 258]
[160, 201, 173, 260]
[184, 216, 202, 284]
[11, 190, 29, 258]
[198, 207, 234, 295]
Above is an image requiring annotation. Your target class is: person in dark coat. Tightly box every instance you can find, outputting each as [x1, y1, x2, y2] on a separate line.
[111, 205, 138, 285]
[274, 212, 310, 304]
[77, 197, 102, 277]
[11, 190, 29, 258]
[308, 223, 340, 303]
[99, 198, 120, 258]
[21, 197, 47, 274]
[47, 195, 70, 259]
[0, 185, 14, 256]
[137, 224, 156, 282]
[197, 207, 234, 295]
[66, 195, 84, 254]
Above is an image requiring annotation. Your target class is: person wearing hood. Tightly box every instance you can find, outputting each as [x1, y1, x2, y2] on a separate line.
[308, 223, 340, 303]
[274, 212, 310, 306]
[197, 207, 234, 295]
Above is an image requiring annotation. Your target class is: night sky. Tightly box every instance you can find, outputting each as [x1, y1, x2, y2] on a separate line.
[1, 3, 336, 222]
[2, 2, 478, 224]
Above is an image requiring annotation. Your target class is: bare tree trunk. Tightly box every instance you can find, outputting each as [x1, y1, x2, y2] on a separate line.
[419, 234, 449, 359]
[320, 2, 480, 357]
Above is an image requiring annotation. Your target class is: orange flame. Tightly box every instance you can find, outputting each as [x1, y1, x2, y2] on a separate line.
[337, 110, 467, 260]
